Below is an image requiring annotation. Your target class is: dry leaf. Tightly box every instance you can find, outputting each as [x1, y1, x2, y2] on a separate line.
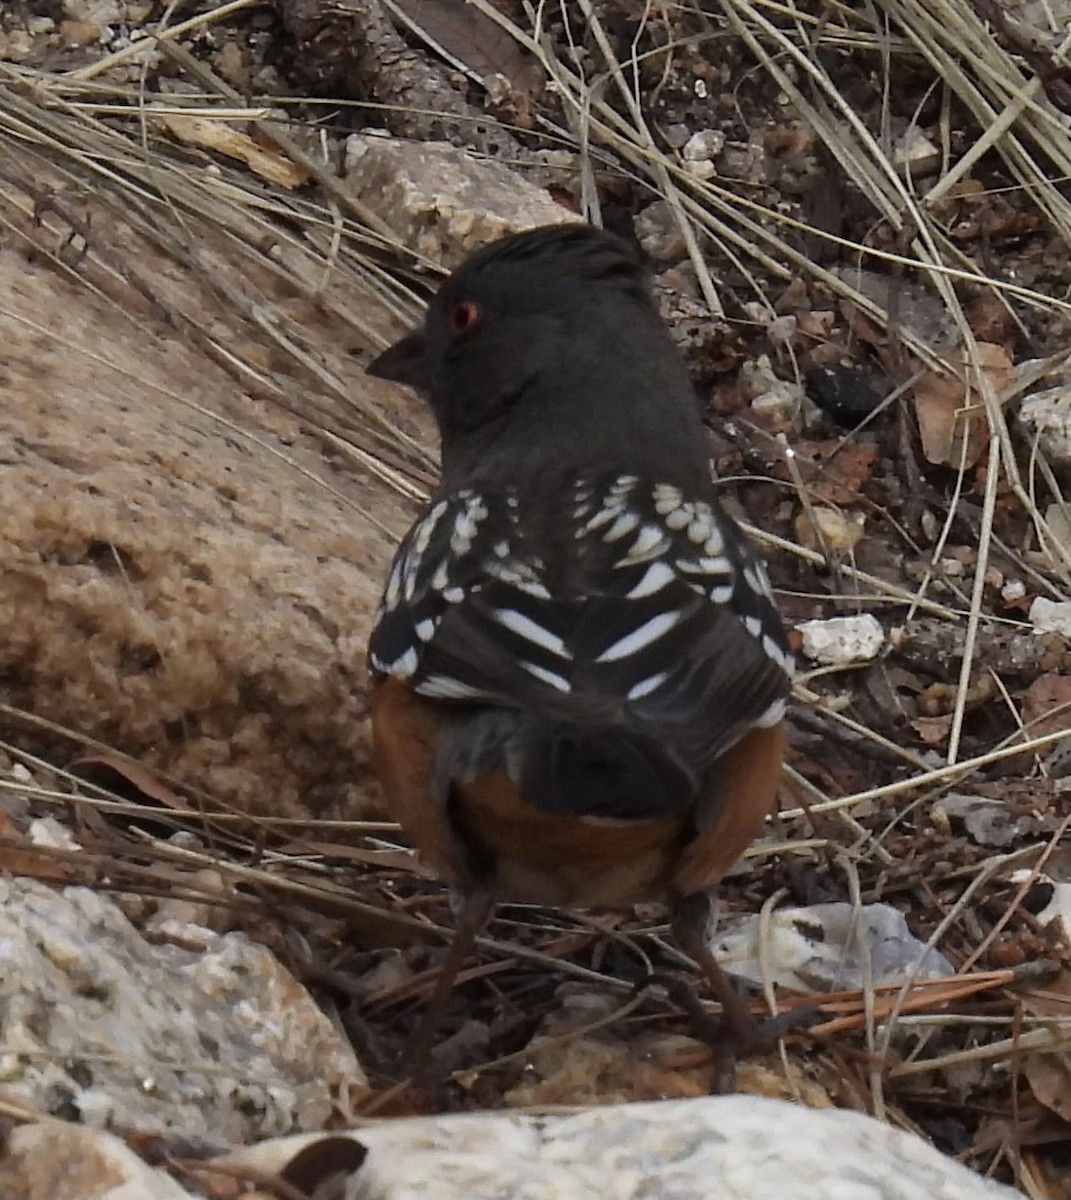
[1024, 1053, 1071, 1125]
[912, 342, 1014, 467]
[70, 752, 192, 811]
[790, 440, 878, 505]
[1022, 674, 1071, 738]
[911, 715, 953, 745]
[153, 114, 309, 189]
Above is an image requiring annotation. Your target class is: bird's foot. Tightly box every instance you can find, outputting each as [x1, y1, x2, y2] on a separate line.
[667, 976, 821, 1093]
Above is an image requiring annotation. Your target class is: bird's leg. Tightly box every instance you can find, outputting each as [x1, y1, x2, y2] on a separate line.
[671, 891, 820, 1092]
[401, 885, 495, 1081]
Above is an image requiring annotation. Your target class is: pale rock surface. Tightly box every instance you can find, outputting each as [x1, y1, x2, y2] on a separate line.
[714, 902, 954, 991]
[344, 134, 578, 267]
[0, 875, 365, 1140]
[0, 1121, 196, 1200]
[1030, 596, 1071, 637]
[0, 171, 418, 821]
[798, 613, 885, 664]
[1019, 385, 1071, 464]
[224, 1096, 1022, 1199]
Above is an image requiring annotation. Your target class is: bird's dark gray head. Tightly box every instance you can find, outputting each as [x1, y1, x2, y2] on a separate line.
[367, 223, 707, 489]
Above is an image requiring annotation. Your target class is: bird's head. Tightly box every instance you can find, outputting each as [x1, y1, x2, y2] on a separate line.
[367, 223, 703, 487]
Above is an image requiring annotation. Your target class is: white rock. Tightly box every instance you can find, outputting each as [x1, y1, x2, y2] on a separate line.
[635, 200, 686, 260]
[797, 613, 885, 664]
[894, 126, 940, 175]
[0, 1121, 196, 1199]
[28, 817, 82, 851]
[682, 129, 726, 161]
[224, 1095, 1020, 1199]
[1019, 385, 1071, 464]
[1030, 596, 1071, 636]
[0, 876, 365, 1140]
[712, 902, 954, 991]
[344, 135, 578, 267]
[62, 0, 122, 22]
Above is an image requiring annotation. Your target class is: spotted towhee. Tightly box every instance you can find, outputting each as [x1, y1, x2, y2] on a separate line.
[367, 223, 807, 1081]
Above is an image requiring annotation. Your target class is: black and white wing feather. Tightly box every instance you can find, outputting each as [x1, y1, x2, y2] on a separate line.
[369, 473, 793, 817]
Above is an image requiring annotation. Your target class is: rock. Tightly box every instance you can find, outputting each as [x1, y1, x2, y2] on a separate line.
[682, 130, 726, 162]
[805, 363, 884, 425]
[222, 1095, 1020, 1198]
[1030, 596, 1071, 637]
[0, 875, 365, 1140]
[740, 356, 804, 432]
[1019, 385, 1071, 464]
[794, 507, 865, 554]
[635, 200, 687, 261]
[344, 134, 578, 267]
[0, 1122, 196, 1200]
[713, 902, 954, 990]
[0, 202, 413, 821]
[61, 0, 122, 22]
[933, 793, 1039, 848]
[894, 125, 941, 176]
[797, 613, 885, 664]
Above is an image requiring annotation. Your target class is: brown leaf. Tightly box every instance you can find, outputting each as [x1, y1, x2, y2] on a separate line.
[911, 714, 953, 745]
[1022, 674, 1071, 738]
[778, 439, 877, 505]
[912, 342, 1014, 467]
[69, 752, 191, 811]
[1024, 1053, 1071, 1125]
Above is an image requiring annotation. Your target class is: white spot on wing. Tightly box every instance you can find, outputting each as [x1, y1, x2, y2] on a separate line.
[627, 671, 669, 700]
[418, 674, 487, 700]
[627, 561, 676, 598]
[743, 615, 763, 639]
[596, 611, 681, 662]
[584, 503, 625, 534]
[385, 647, 419, 676]
[415, 618, 436, 641]
[604, 510, 641, 542]
[384, 556, 405, 610]
[494, 608, 568, 657]
[653, 483, 684, 515]
[755, 698, 787, 726]
[522, 661, 571, 692]
[450, 494, 488, 555]
[413, 500, 448, 556]
[688, 512, 714, 544]
[703, 525, 724, 556]
[743, 564, 770, 599]
[621, 524, 670, 564]
[762, 634, 787, 668]
[677, 556, 732, 576]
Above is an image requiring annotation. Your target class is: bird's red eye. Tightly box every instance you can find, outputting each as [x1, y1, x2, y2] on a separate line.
[450, 300, 481, 334]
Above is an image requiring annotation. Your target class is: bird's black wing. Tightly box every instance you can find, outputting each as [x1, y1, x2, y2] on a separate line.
[369, 473, 792, 818]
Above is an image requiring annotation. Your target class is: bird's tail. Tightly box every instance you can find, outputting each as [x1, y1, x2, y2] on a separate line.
[434, 709, 697, 821]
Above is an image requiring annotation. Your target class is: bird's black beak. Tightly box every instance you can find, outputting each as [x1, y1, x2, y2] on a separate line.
[366, 331, 430, 391]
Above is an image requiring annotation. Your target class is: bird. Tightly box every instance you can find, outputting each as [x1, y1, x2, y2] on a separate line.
[365, 222, 810, 1085]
